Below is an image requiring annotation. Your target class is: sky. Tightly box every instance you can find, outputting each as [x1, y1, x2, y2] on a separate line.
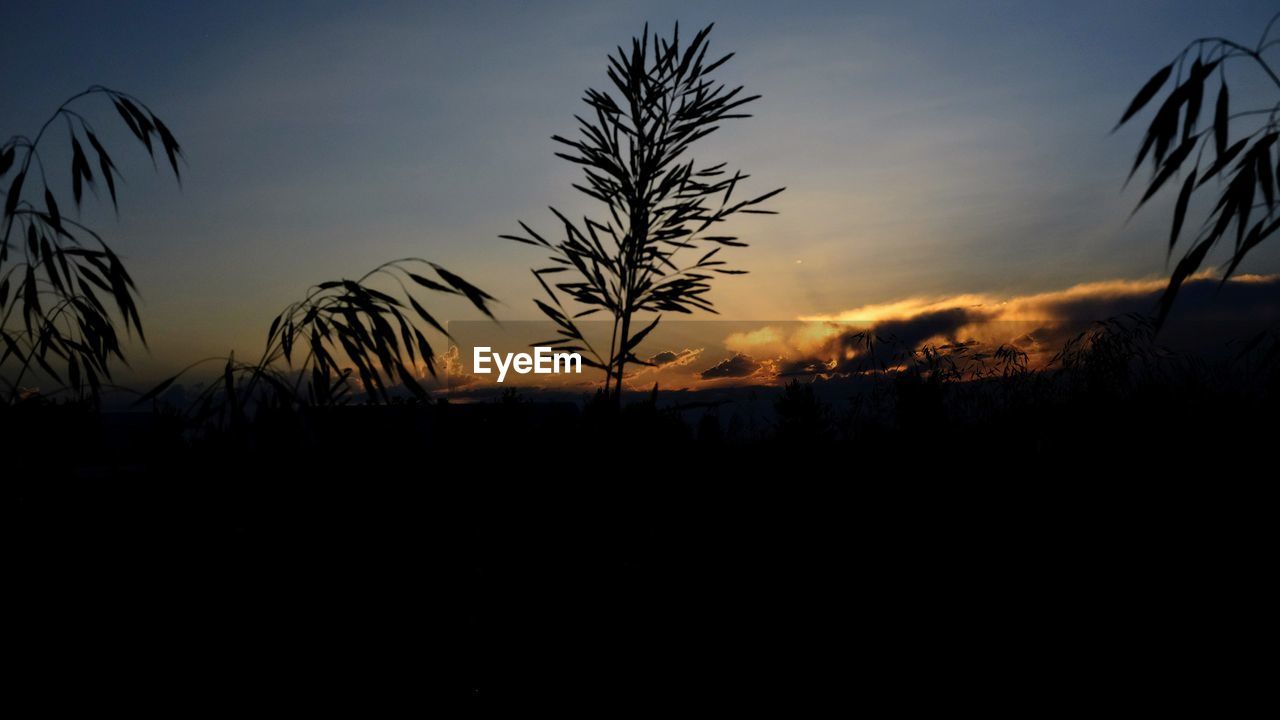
[2, 0, 1278, 383]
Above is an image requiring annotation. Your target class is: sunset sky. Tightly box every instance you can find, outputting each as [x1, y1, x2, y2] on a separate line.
[3, 0, 1278, 383]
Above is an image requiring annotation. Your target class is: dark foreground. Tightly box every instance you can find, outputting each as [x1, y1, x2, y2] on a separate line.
[6, 347, 1275, 710]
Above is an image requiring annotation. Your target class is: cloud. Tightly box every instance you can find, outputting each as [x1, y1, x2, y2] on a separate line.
[700, 353, 763, 379]
[777, 359, 836, 376]
[992, 274, 1280, 358]
[867, 307, 983, 348]
[436, 344, 481, 389]
[725, 307, 992, 375]
[767, 273, 1280, 373]
[807, 273, 1280, 326]
[724, 327, 786, 355]
[647, 347, 703, 368]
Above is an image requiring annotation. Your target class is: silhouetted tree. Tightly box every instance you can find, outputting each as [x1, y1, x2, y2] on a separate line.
[1115, 12, 1279, 326]
[504, 23, 783, 404]
[1, 87, 181, 404]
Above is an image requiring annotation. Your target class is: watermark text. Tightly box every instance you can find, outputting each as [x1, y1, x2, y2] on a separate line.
[473, 346, 582, 382]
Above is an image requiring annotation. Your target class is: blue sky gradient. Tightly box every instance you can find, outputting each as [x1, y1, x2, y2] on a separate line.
[3, 0, 1277, 378]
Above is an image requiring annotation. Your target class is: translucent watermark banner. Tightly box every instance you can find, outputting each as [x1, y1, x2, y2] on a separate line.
[442, 318, 1142, 398]
[440, 310, 1276, 399]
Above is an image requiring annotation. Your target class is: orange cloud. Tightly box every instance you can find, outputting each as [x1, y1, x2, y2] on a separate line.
[724, 273, 1280, 376]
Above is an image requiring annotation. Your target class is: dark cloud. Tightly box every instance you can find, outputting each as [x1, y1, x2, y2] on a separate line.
[806, 307, 990, 373]
[700, 353, 762, 379]
[777, 359, 836, 376]
[1013, 275, 1280, 359]
[647, 348, 702, 368]
[870, 307, 987, 349]
[802, 275, 1280, 369]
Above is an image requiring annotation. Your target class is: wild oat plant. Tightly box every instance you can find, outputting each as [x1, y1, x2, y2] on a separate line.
[504, 23, 784, 403]
[138, 259, 495, 429]
[1, 87, 181, 404]
[1115, 11, 1280, 325]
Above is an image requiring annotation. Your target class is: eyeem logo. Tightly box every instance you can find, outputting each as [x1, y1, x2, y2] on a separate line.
[473, 346, 582, 383]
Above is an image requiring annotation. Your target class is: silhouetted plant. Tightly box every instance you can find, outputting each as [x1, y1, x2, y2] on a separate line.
[1115, 12, 1280, 325]
[841, 331, 988, 381]
[774, 379, 831, 442]
[1233, 324, 1280, 399]
[1, 86, 181, 404]
[138, 259, 494, 424]
[1050, 314, 1179, 396]
[503, 23, 783, 403]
